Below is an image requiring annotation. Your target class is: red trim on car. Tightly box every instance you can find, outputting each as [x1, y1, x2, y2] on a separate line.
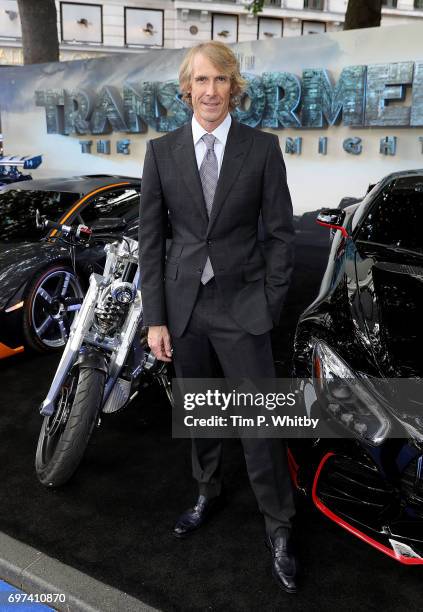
[316, 220, 348, 238]
[312, 452, 423, 565]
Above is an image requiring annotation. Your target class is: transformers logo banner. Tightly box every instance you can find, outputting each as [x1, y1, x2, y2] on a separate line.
[2, 24, 423, 210]
[34, 61, 423, 135]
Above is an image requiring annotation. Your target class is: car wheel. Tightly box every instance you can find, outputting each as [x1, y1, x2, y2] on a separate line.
[23, 264, 84, 352]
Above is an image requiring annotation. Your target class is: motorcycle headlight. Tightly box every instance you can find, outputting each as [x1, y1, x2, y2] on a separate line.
[312, 340, 391, 445]
[111, 281, 136, 304]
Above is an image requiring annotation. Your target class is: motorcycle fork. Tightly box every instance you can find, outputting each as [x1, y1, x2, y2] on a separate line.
[39, 275, 101, 416]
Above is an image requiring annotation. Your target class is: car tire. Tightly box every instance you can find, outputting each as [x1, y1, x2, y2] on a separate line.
[22, 264, 84, 352]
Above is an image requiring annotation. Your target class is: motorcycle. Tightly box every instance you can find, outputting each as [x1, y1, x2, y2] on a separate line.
[34, 212, 173, 487]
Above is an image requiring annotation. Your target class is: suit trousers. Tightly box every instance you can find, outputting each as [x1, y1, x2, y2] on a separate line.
[171, 277, 296, 537]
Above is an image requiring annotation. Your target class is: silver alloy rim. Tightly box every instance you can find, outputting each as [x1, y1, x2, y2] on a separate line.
[31, 270, 83, 348]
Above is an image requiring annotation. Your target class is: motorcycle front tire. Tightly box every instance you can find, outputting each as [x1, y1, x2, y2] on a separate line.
[35, 366, 106, 487]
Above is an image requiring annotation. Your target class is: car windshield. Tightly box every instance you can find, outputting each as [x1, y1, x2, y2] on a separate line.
[0, 189, 81, 242]
[80, 187, 140, 222]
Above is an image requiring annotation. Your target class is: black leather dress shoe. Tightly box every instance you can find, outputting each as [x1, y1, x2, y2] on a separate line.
[266, 531, 297, 594]
[173, 492, 226, 538]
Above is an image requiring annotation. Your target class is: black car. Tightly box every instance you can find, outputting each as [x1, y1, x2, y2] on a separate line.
[0, 175, 140, 359]
[291, 169, 423, 564]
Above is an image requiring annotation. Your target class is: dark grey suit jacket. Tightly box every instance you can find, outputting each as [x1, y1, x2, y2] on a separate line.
[138, 118, 295, 338]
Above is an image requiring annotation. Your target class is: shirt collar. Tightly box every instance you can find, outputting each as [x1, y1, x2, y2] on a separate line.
[192, 113, 232, 147]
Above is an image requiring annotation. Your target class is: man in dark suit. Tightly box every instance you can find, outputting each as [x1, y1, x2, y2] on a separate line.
[139, 41, 297, 593]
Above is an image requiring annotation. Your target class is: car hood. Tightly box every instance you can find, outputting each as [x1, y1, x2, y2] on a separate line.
[0, 241, 70, 310]
[352, 244, 423, 378]
[374, 260, 423, 378]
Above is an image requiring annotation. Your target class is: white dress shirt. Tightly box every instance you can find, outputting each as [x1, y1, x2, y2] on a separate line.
[192, 113, 232, 177]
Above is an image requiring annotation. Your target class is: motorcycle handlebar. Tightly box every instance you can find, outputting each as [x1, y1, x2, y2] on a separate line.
[36, 209, 93, 239]
[43, 219, 64, 231]
[35, 210, 131, 250]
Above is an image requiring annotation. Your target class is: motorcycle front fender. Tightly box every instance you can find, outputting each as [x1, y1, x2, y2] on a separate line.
[76, 347, 108, 375]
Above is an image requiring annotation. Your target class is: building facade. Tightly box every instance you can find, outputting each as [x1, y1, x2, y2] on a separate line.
[0, 0, 422, 65]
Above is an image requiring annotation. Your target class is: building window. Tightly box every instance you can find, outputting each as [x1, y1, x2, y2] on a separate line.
[212, 14, 238, 44]
[414, 0, 423, 7]
[0, 0, 21, 38]
[124, 7, 164, 47]
[302, 20, 326, 35]
[258, 17, 283, 40]
[60, 2, 102, 44]
[382, 0, 398, 7]
[304, 0, 324, 10]
[264, 0, 281, 6]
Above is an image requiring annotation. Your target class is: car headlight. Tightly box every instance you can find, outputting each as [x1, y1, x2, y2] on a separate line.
[384, 380, 423, 444]
[312, 340, 391, 445]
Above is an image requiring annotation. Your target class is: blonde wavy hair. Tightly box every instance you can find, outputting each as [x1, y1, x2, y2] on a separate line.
[179, 41, 247, 112]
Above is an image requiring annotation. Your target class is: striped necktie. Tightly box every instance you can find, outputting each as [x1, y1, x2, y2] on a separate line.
[199, 133, 218, 284]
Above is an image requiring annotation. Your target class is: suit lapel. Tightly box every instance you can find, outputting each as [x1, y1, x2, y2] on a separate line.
[172, 122, 209, 225]
[207, 119, 251, 234]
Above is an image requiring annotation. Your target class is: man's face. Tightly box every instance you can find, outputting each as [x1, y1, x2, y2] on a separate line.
[188, 52, 232, 130]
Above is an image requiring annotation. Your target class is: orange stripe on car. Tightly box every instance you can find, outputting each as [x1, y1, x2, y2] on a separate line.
[49, 182, 131, 238]
[5, 300, 24, 313]
[0, 342, 24, 359]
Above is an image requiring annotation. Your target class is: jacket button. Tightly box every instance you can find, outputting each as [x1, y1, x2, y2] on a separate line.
[207, 240, 212, 246]
[197, 267, 202, 273]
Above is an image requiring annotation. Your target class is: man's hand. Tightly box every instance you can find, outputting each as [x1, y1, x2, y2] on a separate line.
[147, 325, 173, 362]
